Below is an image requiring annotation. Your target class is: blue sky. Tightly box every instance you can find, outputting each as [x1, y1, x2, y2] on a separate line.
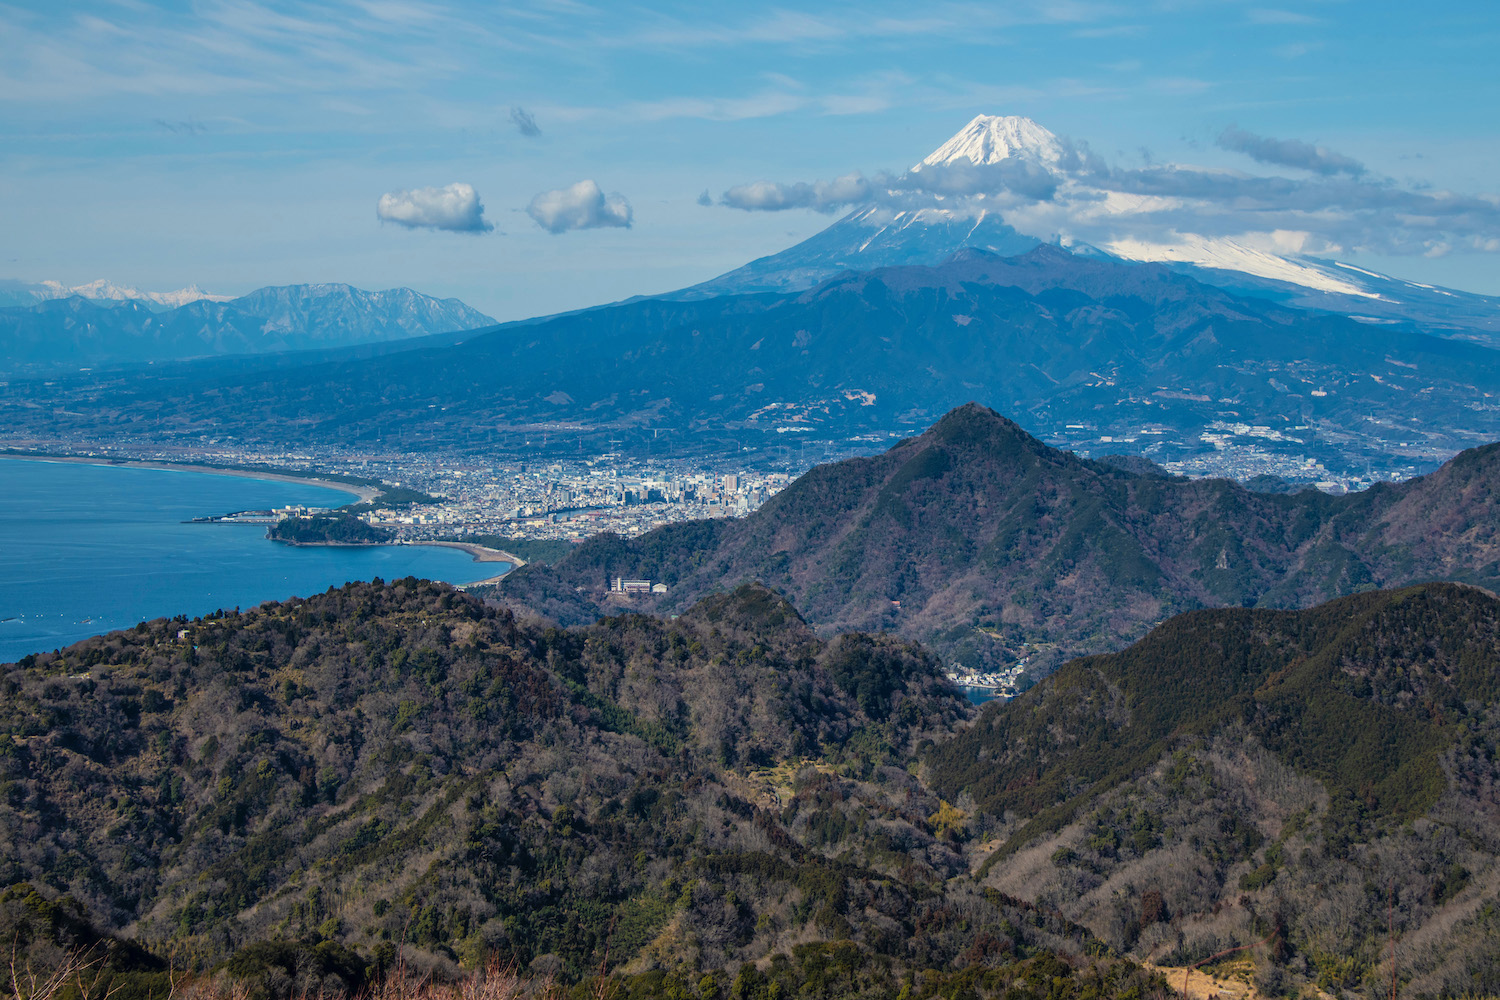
[2, 0, 1498, 319]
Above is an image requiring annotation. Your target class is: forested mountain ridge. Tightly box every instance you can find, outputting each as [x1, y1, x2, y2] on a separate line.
[6, 579, 1500, 997]
[498, 403, 1500, 671]
[926, 583, 1500, 999]
[2, 577, 1120, 997]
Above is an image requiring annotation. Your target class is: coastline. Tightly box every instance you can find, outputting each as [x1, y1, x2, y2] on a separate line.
[0, 453, 379, 503]
[274, 539, 519, 585]
[407, 540, 524, 564]
[404, 541, 524, 587]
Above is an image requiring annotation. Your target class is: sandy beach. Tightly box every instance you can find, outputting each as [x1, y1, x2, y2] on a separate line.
[406, 540, 525, 586]
[0, 453, 380, 503]
[411, 539, 524, 564]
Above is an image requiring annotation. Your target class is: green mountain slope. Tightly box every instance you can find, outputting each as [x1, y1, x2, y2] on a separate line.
[499, 404, 1500, 671]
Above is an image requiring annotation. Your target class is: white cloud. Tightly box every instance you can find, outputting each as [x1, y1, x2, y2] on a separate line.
[376, 182, 492, 232]
[714, 128, 1500, 260]
[721, 174, 872, 212]
[526, 180, 633, 233]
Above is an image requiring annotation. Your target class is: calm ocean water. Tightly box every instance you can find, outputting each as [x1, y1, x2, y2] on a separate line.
[0, 460, 507, 663]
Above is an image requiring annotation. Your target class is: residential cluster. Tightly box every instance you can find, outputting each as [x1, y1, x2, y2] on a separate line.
[944, 657, 1031, 702]
[355, 459, 793, 541]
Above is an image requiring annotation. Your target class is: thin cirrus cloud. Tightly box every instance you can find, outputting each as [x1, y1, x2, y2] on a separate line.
[376, 182, 493, 233]
[526, 180, 633, 234]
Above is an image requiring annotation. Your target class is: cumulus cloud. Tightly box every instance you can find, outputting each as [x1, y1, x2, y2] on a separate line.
[376, 182, 493, 233]
[901, 158, 1062, 202]
[509, 105, 541, 137]
[697, 189, 713, 207]
[527, 180, 633, 233]
[1217, 125, 1364, 177]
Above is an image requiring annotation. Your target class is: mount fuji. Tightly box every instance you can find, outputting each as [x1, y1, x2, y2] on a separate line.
[687, 115, 1500, 340]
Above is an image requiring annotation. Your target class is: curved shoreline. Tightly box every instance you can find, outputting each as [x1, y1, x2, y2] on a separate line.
[407, 540, 526, 566]
[400, 541, 523, 587]
[0, 453, 379, 503]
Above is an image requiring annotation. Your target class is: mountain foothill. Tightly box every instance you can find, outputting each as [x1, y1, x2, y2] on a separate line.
[4, 570, 1500, 997]
[5, 247, 1499, 474]
[499, 402, 1500, 672]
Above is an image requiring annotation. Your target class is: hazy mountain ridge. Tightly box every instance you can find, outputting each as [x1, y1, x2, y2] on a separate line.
[498, 403, 1500, 671]
[0, 277, 230, 311]
[0, 282, 496, 368]
[5, 248, 1496, 472]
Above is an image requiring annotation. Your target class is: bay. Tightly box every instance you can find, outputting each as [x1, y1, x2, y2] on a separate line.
[0, 459, 507, 663]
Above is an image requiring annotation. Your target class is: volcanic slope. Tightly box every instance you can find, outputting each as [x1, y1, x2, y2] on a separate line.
[925, 582, 1500, 999]
[5, 248, 1499, 468]
[689, 113, 1500, 341]
[498, 403, 1500, 670]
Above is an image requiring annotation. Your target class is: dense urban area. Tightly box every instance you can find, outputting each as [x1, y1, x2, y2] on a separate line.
[9, 414, 1432, 539]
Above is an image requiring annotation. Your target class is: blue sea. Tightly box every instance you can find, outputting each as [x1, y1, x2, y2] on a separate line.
[0, 460, 508, 663]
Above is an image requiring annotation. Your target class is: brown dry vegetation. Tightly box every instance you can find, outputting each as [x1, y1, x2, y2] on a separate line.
[7, 565, 1500, 996]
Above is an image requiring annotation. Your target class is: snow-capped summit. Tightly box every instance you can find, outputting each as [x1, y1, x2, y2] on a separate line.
[0, 278, 233, 311]
[915, 115, 1066, 170]
[684, 113, 1500, 337]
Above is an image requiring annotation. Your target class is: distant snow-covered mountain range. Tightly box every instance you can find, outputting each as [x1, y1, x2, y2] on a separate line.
[0, 278, 231, 311]
[0, 281, 497, 368]
[687, 115, 1500, 342]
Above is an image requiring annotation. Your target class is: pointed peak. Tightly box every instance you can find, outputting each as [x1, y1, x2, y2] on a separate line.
[916, 115, 1065, 170]
[684, 583, 808, 634]
[924, 402, 1041, 451]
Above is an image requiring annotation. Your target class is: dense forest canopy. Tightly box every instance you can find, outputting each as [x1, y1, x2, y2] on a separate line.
[268, 513, 394, 545]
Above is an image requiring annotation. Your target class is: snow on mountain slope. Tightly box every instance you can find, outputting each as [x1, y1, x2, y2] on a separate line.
[915, 114, 1066, 169]
[0, 279, 233, 310]
[1103, 235, 1387, 300]
[688, 114, 1498, 336]
[0, 282, 498, 368]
